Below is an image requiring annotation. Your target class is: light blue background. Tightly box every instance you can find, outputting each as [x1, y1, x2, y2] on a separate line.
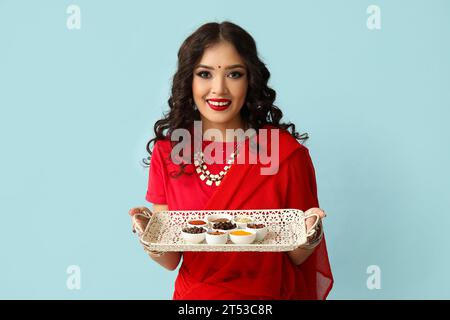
[1, 0, 449, 299]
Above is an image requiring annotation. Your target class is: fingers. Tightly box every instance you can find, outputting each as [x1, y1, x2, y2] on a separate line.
[305, 217, 317, 231]
[305, 207, 327, 219]
[141, 207, 152, 216]
[129, 207, 152, 216]
[129, 208, 140, 216]
[304, 208, 327, 234]
[134, 215, 150, 224]
[316, 209, 326, 219]
[131, 208, 151, 235]
[133, 218, 149, 235]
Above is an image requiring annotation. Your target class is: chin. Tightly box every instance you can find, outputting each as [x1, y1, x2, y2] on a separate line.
[204, 116, 234, 125]
[199, 109, 233, 121]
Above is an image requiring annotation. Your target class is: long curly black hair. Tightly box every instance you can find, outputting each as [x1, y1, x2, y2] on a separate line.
[143, 21, 308, 177]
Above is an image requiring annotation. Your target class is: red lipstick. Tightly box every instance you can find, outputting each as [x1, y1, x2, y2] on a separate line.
[206, 98, 232, 111]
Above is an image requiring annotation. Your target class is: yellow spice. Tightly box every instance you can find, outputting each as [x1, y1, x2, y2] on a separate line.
[230, 230, 252, 236]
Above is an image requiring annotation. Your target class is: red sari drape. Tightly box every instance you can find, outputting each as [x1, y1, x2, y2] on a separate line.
[173, 125, 334, 300]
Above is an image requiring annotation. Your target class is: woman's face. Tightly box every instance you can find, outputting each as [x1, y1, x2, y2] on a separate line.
[192, 41, 248, 132]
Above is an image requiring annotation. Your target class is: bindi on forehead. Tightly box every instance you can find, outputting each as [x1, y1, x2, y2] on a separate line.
[195, 63, 246, 70]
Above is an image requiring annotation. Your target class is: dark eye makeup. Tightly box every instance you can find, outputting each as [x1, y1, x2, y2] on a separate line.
[195, 70, 245, 79]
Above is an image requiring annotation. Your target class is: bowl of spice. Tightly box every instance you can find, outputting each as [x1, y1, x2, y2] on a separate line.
[246, 223, 268, 242]
[233, 215, 254, 229]
[229, 229, 257, 245]
[212, 221, 237, 234]
[205, 230, 228, 245]
[187, 218, 208, 228]
[181, 226, 207, 244]
[206, 214, 233, 227]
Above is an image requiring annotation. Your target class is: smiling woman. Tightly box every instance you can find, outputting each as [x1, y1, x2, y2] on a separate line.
[130, 21, 333, 300]
[192, 41, 248, 134]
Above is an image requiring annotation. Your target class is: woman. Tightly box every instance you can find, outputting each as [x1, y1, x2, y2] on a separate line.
[129, 21, 333, 299]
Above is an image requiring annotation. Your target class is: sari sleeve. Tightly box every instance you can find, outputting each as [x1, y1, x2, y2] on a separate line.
[283, 146, 334, 300]
[284, 147, 320, 210]
[145, 141, 167, 204]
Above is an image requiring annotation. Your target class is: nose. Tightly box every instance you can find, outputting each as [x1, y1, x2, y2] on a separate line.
[211, 75, 228, 95]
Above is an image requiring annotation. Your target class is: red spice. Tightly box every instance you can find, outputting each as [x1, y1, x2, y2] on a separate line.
[189, 220, 206, 225]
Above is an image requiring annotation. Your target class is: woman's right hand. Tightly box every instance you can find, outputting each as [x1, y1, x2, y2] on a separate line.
[129, 206, 152, 235]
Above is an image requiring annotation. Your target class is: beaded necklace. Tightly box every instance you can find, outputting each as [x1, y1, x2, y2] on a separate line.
[193, 139, 244, 186]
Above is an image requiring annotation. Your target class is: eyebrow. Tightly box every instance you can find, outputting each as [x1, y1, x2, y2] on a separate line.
[195, 64, 246, 70]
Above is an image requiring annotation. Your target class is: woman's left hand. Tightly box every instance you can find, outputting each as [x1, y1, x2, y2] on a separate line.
[304, 207, 326, 234]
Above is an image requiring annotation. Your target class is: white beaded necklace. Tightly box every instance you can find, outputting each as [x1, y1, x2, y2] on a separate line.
[194, 140, 243, 186]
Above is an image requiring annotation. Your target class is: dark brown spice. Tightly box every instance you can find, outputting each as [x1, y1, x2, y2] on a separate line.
[182, 226, 206, 234]
[213, 221, 236, 230]
[247, 223, 265, 229]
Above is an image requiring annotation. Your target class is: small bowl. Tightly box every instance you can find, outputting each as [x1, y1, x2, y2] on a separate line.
[206, 214, 233, 227]
[205, 230, 228, 245]
[233, 215, 254, 229]
[229, 229, 257, 245]
[246, 223, 268, 242]
[181, 226, 207, 244]
[187, 218, 208, 228]
[211, 221, 237, 234]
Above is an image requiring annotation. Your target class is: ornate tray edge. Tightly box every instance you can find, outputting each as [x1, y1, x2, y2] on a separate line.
[139, 208, 307, 252]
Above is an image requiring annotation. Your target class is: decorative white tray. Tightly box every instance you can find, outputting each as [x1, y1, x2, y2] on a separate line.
[137, 209, 319, 252]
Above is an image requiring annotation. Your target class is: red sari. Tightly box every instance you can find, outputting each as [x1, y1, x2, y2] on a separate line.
[147, 125, 334, 299]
